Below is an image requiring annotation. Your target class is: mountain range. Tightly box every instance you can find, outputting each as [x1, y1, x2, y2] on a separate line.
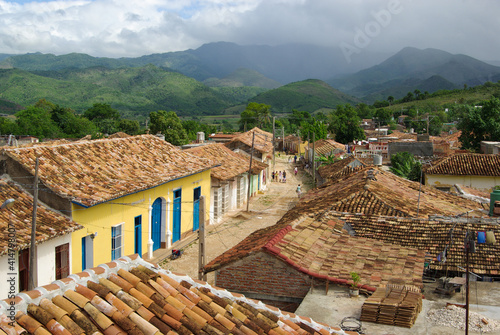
[1, 43, 500, 116]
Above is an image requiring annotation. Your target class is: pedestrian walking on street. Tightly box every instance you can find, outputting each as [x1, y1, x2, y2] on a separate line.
[283, 170, 287, 183]
[272, 171, 275, 182]
[294, 167, 298, 176]
[294, 155, 297, 163]
[296, 184, 301, 198]
[278, 171, 282, 182]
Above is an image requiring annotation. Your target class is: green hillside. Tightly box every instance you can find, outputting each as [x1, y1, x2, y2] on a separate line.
[0, 65, 231, 117]
[386, 81, 500, 113]
[250, 79, 362, 112]
[203, 68, 281, 89]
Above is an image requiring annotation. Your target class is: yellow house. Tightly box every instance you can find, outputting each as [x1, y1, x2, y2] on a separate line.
[423, 153, 500, 192]
[2, 135, 214, 273]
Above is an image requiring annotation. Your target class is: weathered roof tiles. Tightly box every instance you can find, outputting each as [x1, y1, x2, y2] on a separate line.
[0, 255, 357, 335]
[3, 135, 216, 207]
[227, 128, 274, 154]
[424, 153, 500, 176]
[187, 144, 254, 181]
[0, 178, 83, 256]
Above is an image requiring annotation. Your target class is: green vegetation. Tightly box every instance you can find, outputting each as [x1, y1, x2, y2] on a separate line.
[390, 152, 422, 182]
[328, 104, 365, 143]
[350, 272, 361, 289]
[250, 79, 362, 113]
[456, 97, 500, 151]
[149, 110, 188, 146]
[0, 66, 231, 117]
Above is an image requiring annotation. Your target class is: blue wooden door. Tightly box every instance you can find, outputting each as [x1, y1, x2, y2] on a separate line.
[81, 236, 93, 271]
[152, 198, 162, 251]
[193, 187, 201, 231]
[134, 215, 142, 255]
[173, 189, 182, 243]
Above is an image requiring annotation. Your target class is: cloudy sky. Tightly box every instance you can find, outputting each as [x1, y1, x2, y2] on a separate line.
[0, 0, 499, 62]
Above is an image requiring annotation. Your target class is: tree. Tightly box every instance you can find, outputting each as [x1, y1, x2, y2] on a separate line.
[0, 117, 17, 135]
[300, 119, 327, 141]
[51, 105, 97, 138]
[238, 109, 258, 131]
[116, 119, 141, 135]
[374, 108, 393, 126]
[83, 103, 120, 122]
[15, 106, 61, 139]
[149, 110, 188, 146]
[83, 103, 121, 134]
[387, 96, 394, 105]
[458, 98, 500, 151]
[181, 120, 217, 142]
[328, 104, 365, 144]
[238, 103, 272, 130]
[315, 153, 339, 166]
[390, 152, 422, 182]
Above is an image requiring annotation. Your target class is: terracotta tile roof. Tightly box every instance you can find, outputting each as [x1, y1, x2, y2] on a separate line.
[0, 255, 353, 335]
[309, 140, 345, 156]
[209, 133, 240, 139]
[299, 167, 486, 218]
[3, 135, 215, 207]
[108, 132, 132, 139]
[382, 131, 416, 141]
[264, 216, 425, 290]
[423, 153, 500, 176]
[327, 212, 500, 275]
[317, 156, 369, 181]
[227, 128, 274, 154]
[0, 178, 83, 256]
[204, 221, 289, 272]
[186, 144, 250, 181]
[235, 152, 269, 175]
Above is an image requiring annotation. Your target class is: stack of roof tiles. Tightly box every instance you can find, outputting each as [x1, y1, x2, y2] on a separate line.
[360, 285, 422, 328]
[0, 178, 82, 255]
[424, 153, 500, 177]
[187, 144, 266, 181]
[0, 256, 358, 335]
[3, 135, 215, 207]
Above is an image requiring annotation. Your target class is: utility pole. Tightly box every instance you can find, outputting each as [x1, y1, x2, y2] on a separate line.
[198, 196, 206, 281]
[29, 157, 39, 290]
[272, 117, 276, 172]
[246, 132, 255, 212]
[297, 130, 301, 157]
[282, 126, 285, 153]
[312, 132, 316, 188]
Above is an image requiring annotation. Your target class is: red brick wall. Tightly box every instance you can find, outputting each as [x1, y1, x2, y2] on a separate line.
[215, 251, 311, 300]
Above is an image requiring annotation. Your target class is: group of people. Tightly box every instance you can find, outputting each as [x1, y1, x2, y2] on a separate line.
[272, 170, 287, 182]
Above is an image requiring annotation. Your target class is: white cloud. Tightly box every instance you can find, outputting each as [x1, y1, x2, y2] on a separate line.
[0, 0, 499, 61]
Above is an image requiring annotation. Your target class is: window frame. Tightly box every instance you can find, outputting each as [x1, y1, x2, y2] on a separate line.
[111, 223, 124, 260]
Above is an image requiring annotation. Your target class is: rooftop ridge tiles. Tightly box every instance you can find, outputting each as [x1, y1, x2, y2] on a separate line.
[1, 254, 358, 335]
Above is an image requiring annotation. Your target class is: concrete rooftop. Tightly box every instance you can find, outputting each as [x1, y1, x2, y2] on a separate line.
[295, 281, 500, 335]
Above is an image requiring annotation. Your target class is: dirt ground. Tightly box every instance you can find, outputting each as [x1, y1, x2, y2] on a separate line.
[158, 154, 311, 284]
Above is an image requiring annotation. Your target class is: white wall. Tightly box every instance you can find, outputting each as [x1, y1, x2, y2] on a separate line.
[0, 235, 72, 298]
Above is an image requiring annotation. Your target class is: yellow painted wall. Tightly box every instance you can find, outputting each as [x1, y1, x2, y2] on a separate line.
[70, 169, 211, 273]
[425, 174, 500, 192]
[299, 141, 308, 156]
